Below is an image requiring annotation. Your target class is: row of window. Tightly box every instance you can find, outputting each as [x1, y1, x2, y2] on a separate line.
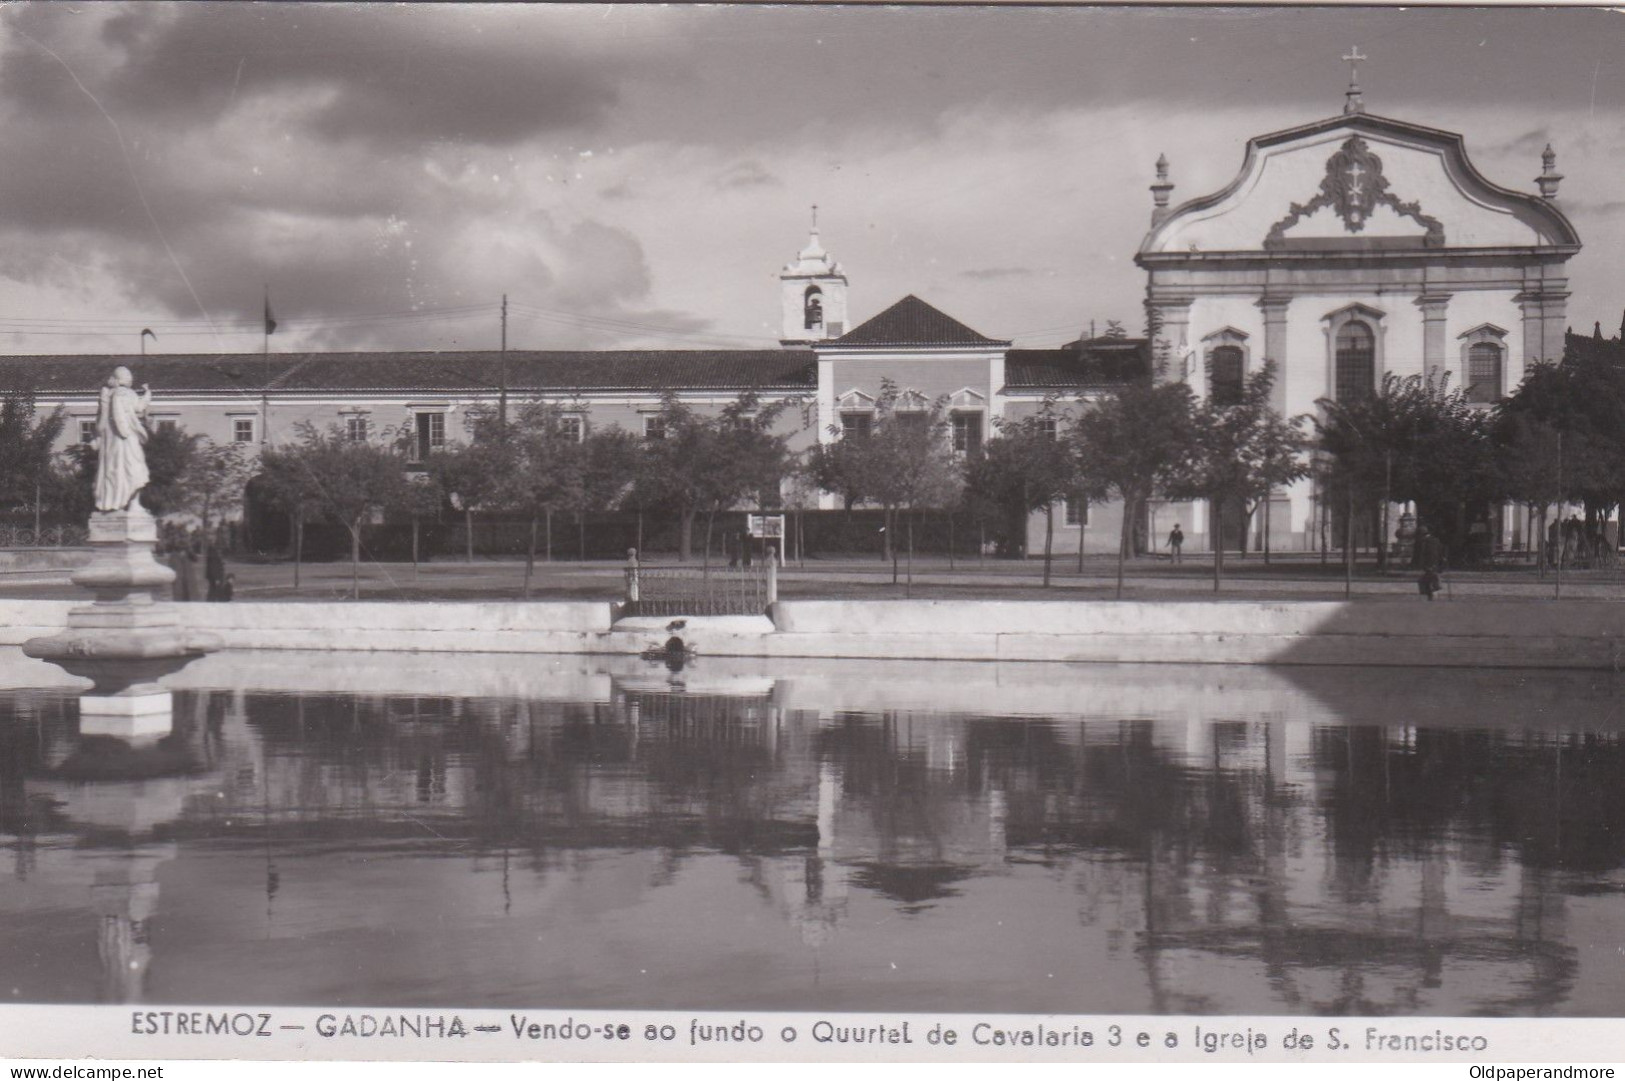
[1205, 322, 1506, 407]
[838, 410, 985, 454]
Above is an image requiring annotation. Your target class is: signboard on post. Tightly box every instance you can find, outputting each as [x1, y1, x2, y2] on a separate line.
[747, 514, 786, 565]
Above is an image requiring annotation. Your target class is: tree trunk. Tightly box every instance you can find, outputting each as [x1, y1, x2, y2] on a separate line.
[1344, 482, 1354, 599]
[1213, 496, 1224, 593]
[465, 508, 474, 563]
[889, 508, 899, 584]
[412, 513, 419, 580]
[1077, 496, 1086, 573]
[578, 512, 586, 561]
[1116, 495, 1132, 600]
[1042, 501, 1054, 588]
[349, 520, 362, 600]
[1263, 495, 1272, 566]
[905, 510, 915, 597]
[293, 509, 303, 589]
[947, 511, 955, 571]
[524, 513, 536, 599]
[545, 507, 553, 562]
[636, 507, 644, 556]
[1319, 493, 1328, 565]
[702, 508, 716, 575]
[679, 510, 694, 561]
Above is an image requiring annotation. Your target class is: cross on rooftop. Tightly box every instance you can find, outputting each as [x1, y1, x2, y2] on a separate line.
[1343, 46, 1367, 84]
[1342, 45, 1368, 114]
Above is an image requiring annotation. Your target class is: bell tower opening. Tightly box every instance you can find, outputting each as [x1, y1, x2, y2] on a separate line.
[804, 286, 824, 332]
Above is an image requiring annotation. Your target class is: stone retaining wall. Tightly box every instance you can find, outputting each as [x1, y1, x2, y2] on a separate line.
[0, 597, 1620, 669]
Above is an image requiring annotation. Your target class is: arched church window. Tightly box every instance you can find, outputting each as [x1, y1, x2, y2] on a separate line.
[1335, 321, 1375, 402]
[1210, 345, 1245, 406]
[804, 287, 823, 331]
[1466, 341, 1502, 403]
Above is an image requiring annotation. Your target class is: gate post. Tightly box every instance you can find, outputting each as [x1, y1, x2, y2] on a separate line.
[625, 547, 640, 606]
[766, 544, 778, 606]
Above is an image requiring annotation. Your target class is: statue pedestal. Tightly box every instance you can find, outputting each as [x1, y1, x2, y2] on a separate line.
[23, 506, 216, 737]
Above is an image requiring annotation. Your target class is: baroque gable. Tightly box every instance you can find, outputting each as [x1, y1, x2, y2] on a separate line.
[1140, 113, 1579, 257]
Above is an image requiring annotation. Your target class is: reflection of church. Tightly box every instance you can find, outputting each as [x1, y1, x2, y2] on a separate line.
[0, 59, 1588, 557]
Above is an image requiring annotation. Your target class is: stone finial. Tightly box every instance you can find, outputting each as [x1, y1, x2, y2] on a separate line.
[1536, 143, 1563, 200]
[1150, 154, 1175, 227]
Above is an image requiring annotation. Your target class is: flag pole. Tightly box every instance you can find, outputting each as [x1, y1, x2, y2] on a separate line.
[261, 285, 271, 445]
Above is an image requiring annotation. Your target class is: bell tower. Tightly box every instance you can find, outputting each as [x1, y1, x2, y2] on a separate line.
[780, 206, 848, 344]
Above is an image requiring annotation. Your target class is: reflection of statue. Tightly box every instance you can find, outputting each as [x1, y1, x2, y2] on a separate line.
[94, 366, 152, 512]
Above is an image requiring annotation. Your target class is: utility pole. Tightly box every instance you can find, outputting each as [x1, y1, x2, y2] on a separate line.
[499, 294, 509, 429]
[261, 285, 272, 445]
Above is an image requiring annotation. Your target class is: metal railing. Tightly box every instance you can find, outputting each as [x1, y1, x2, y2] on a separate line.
[622, 547, 778, 617]
[0, 525, 88, 548]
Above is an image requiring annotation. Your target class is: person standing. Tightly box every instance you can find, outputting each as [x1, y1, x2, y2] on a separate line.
[205, 539, 226, 601]
[167, 538, 198, 602]
[1167, 523, 1184, 564]
[1417, 526, 1445, 601]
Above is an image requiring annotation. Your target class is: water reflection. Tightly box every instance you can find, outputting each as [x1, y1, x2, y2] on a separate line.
[2, 654, 1624, 1015]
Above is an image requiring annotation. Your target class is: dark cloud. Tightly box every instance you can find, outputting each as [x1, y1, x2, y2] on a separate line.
[713, 160, 780, 190]
[1494, 128, 1553, 157]
[0, 5, 693, 349]
[3, 5, 657, 150]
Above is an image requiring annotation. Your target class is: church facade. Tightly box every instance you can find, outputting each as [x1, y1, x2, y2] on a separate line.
[1138, 78, 1581, 550]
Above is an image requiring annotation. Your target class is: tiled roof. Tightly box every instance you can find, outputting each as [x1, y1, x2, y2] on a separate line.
[0, 350, 818, 396]
[1004, 338, 1150, 389]
[829, 295, 1007, 347]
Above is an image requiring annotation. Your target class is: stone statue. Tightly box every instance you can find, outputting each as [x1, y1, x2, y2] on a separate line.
[93, 366, 153, 513]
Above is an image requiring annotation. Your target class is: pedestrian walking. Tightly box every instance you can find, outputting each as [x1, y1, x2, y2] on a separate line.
[1417, 526, 1445, 601]
[1167, 524, 1184, 564]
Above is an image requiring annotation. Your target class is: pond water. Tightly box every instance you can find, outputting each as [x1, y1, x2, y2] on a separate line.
[2, 650, 1624, 1016]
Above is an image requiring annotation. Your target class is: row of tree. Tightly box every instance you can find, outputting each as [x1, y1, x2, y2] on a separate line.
[4, 328, 1625, 597]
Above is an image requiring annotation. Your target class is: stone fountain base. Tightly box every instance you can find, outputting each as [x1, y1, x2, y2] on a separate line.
[23, 505, 216, 738]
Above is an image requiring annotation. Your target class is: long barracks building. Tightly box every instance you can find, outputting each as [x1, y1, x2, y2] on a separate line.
[0, 84, 1587, 557]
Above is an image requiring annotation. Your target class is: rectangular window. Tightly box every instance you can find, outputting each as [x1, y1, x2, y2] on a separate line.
[840, 411, 872, 440]
[1466, 342, 1502, 404]
[895, 411, 928, 434]
[560, 415, 584, 442]
[643, 415, 666, 441]
[1065, 496, 1087, 527]
[951, 411, 983, 455]
[1037, 418, 1057, 441]
[79, 419, 95, 444]
[413, 412, 445, 461]
[232, 417, 255, 444]
[345, 415, 368, 442]
[156, 419, 178, 433]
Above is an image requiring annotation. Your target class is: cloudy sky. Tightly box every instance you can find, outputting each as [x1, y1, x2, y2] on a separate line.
[1, 3, 1622, 356]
